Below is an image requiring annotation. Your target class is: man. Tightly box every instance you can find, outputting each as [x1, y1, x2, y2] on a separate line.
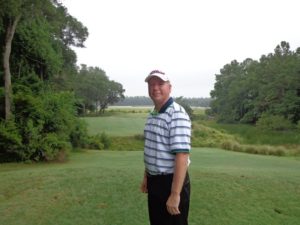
[140, 70, 191, 225]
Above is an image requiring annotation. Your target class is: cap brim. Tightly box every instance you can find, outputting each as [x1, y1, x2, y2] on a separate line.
[145, 74, 169, 82]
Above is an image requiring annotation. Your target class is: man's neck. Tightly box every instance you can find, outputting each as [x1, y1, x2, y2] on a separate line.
[154, 99, 169, 111]
[154, 97, 173, 113]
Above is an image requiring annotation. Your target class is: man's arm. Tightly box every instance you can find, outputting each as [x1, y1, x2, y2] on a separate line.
[166, 152, 189, 215]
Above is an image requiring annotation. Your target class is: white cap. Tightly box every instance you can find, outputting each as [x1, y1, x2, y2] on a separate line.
[145, 70, 170, 82]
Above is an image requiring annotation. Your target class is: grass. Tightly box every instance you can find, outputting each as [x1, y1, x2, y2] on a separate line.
[82, 112, 147, 136]
[82, 110, 300, 155]
[1, 149, 300, 225]
[203, 120, 300, 146]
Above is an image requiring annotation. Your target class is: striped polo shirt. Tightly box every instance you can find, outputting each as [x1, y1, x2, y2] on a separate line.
[144, 97, 191, 175]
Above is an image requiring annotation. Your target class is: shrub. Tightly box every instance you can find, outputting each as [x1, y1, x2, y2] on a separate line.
[86, 132, 111, 150]
[70, 119, 89, 148]
[100, 132, 111, 149]
[0, 120, 22, 162]
[256, 113, 294, 131]
[87, 135, 104, 150]
[1, 85, 89, 162]
[38, 133, 71, 161]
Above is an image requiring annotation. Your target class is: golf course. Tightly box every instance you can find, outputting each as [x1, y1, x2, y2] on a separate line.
[1, 109, 300, 225]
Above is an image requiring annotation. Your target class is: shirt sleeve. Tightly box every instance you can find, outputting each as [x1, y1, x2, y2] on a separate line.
[169, 108, 191, 154]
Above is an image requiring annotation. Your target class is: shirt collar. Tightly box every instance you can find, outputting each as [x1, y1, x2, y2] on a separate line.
[150, 97, 173, 116]
[159, 97, 173, 113]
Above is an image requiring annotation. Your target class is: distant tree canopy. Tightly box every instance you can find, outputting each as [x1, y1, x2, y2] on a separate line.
[115, 96, 211, 107]
[210, 41, 300, 125]
[74, 65, 125, 114]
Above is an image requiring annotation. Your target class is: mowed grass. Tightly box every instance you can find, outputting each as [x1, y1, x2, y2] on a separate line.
[1, 149, 300, 225]
[83, 112, 147, 136]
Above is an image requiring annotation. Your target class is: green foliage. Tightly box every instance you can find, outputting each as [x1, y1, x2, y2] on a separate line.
[0, 0, 91, 162]
[210, 41, 300, 125]
[100, 132, 111, 149]
[69, 119, 89, 148]
[256, 113, 294, 131]
[175, 96, 193, 119]
[73, 65, 125, 114]
[86, 132, 112, 150]
[0, 119, 22, 162]
[199, 119, 300, 156]
[192, 122, 238, 148]
[114, 96, 211, 107]
[0, 84, 88, 162]
[38, 133, 71, 161]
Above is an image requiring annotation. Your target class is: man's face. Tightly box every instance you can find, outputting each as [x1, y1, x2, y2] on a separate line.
[148, 76, 171, 105]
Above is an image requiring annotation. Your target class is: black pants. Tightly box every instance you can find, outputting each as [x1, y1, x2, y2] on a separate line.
[147, 173, 190, 225]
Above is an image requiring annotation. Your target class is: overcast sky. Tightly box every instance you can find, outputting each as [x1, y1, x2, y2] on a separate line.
[63, 0, 300, 98]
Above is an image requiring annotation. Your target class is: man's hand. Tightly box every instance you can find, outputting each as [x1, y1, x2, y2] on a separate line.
[140, 175, 148, 193]
[166, 192, 181, 215]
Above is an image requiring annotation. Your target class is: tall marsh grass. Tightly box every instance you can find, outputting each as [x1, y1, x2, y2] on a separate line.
[193, 121, 300, 156]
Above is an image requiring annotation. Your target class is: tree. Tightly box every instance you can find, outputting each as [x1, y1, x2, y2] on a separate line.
[210, 41, 300, 125]
[74, 65, 125, 114]
[0, 1, 89, 162]
[0, 0, 22, 119]
[0, 0, 88, 120]
[175, 96, 193, 119]
[99, 80, 125, 113]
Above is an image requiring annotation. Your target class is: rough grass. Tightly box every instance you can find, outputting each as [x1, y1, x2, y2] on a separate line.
[82, 110, 300, 156]
[1, 149, 300, 225]
[203, 120, 300, 146]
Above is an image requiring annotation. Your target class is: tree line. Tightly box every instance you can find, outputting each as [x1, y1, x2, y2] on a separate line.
[0, 0, 124, 162]
[114, 96, 211, 107]
[210, 41, 300, 128]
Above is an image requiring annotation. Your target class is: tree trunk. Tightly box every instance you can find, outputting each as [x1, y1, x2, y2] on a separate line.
[3, 15, 21, 120]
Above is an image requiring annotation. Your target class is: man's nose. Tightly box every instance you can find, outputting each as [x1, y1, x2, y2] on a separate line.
[152, 84, 160, 89]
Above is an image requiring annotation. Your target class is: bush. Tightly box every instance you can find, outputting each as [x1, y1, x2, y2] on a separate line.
[0, 120, 22, 162]
[86, 132, 111, 150]
[100, 132, 111, 149]
[38, 133, 71, 161]
[256, 113, 294, 131]
[70, 119, 89, 148]
[1, 84, 89, 162]
[87, 136, 105, 150]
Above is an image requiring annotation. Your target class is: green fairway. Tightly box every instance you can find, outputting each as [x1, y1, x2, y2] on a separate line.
[1, 149, 300, 225]
[83, 113, 147, 136]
